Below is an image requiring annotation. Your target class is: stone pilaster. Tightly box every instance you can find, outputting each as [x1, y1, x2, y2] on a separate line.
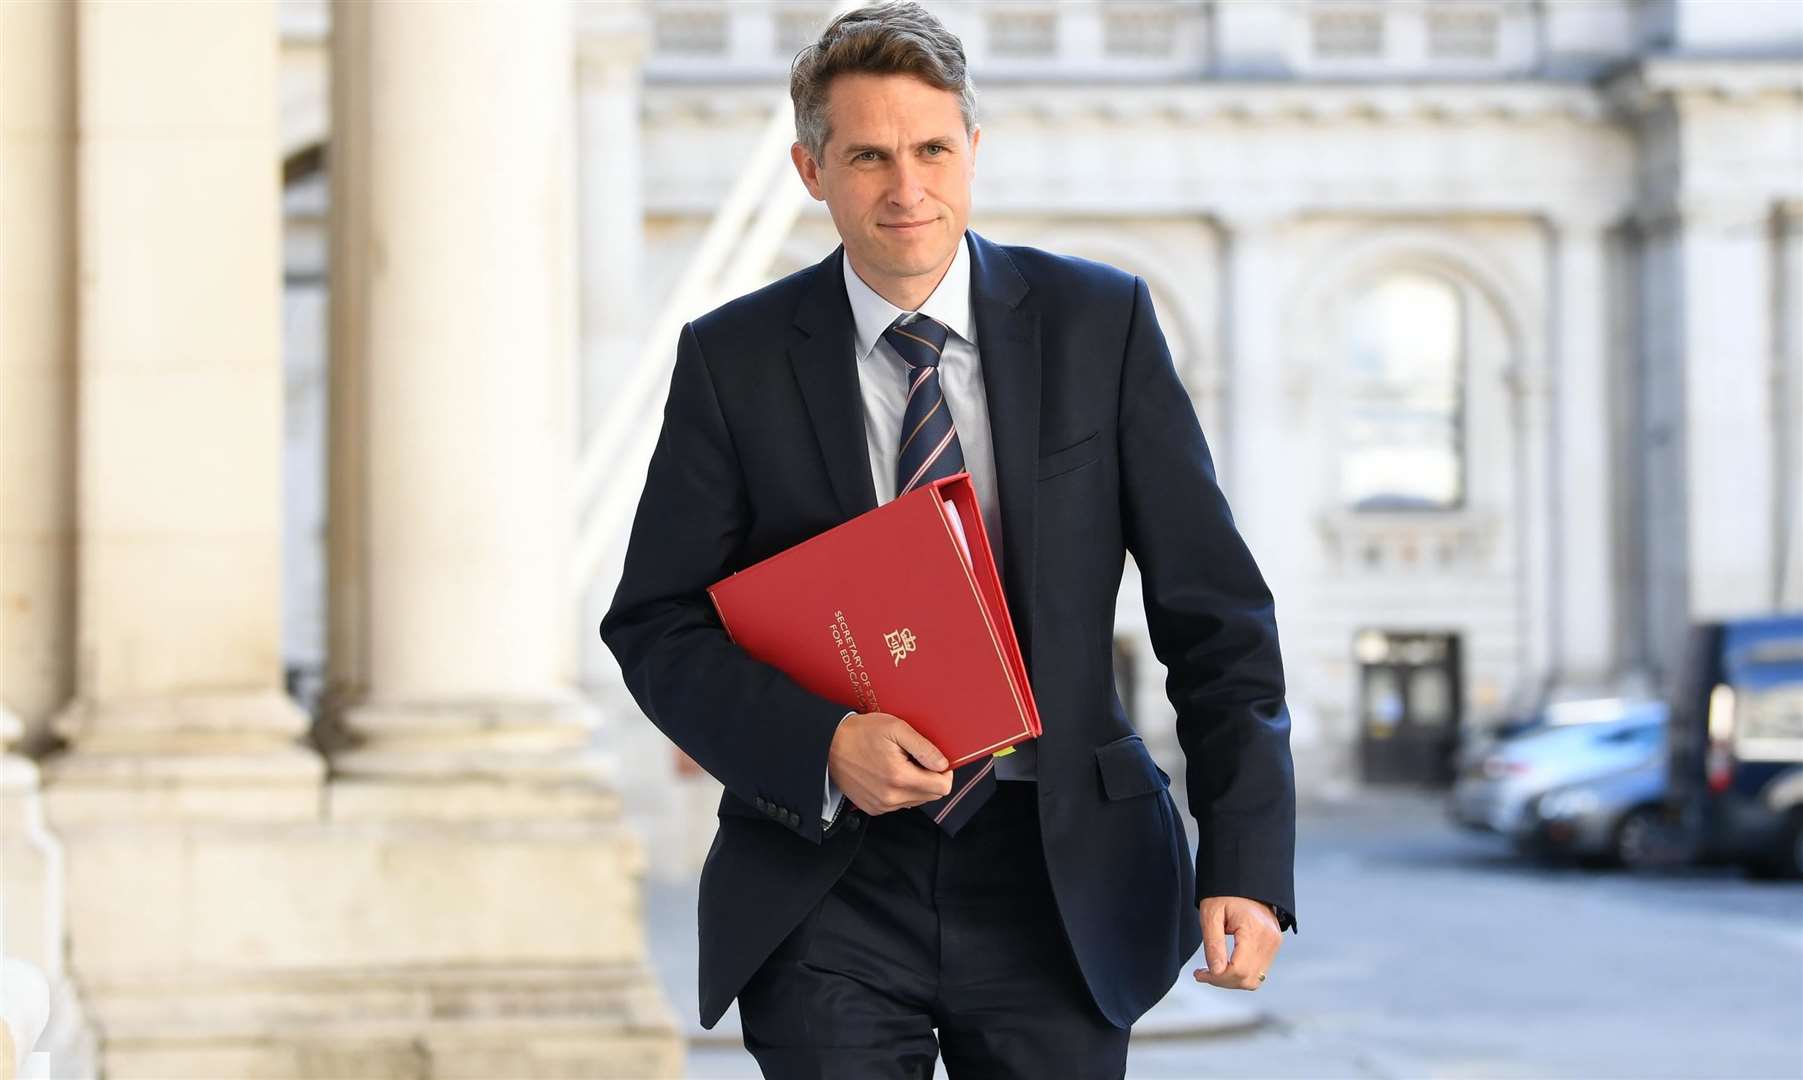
[1215, 208, 1322, 759]
[1779, 203, 1803, 611]
[1673, 201, 1780, 618]
[1633, 197, 1782, 676]
[1217, 209, 1309, 619]
[1548, 214, 1620, 691]
[1507, 328, 1558, 707]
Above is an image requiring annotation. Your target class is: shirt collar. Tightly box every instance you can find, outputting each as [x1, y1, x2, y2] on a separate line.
[842, 230, 974, 364]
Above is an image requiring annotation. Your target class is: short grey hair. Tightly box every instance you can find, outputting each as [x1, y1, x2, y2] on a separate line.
[788, 1, 978, 163]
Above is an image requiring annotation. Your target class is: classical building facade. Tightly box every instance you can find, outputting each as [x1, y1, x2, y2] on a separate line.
[617, 0, 1802, 797]
[3, 0, 1800, 1075]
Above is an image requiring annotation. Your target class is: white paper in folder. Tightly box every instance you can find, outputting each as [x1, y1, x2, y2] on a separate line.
[941, 496, 974, 569]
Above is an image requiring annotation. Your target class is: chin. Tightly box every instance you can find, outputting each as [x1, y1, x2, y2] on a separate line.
[888, 229, 950, 256]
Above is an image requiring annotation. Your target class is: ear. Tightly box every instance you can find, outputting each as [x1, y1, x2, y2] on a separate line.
[791, 142, 826, 201]
[968, 124, 981, 172]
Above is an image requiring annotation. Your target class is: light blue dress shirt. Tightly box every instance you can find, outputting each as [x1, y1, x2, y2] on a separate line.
[822, 232, 1039, 823]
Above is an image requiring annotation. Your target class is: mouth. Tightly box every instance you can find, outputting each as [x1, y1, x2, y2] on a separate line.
[882, 220, 935, 231]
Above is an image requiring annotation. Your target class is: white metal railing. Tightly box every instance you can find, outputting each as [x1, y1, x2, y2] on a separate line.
[569, 95, 807, 595]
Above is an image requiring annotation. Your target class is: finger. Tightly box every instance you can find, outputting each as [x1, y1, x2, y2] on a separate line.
[1196, 912, 1278, 990]
[909, 768, 954, 798]
[893, 773, 953, 806]
[1194, 947, 1261, 990]
[1196, 902, 1228, 981]
[888, 722, 949, 773]
[1215, 938, 1274, 990]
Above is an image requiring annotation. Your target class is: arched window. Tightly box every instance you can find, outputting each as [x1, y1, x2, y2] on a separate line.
[1341, 272, 1465, 511]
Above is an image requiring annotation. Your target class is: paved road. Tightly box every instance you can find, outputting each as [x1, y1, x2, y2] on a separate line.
[663, 787, 1803, 1079]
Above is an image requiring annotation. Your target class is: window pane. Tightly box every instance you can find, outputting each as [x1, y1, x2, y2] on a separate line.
[1409, 667, 1452, 726]
[1341, 273, 1464, 510]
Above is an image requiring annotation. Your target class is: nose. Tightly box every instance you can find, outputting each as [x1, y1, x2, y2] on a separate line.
[888, 155, 926, 210]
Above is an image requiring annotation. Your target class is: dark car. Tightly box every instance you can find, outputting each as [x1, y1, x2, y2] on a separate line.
[1665, 614, 1803, 879]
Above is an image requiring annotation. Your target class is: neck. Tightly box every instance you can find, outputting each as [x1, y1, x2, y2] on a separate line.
[847, 248, 954, 313]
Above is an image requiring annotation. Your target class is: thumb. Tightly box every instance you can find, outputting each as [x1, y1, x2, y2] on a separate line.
[888, 721, 948, 772]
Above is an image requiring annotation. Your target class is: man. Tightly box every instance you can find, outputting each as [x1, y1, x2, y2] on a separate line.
[601, 3, 1297, 1076]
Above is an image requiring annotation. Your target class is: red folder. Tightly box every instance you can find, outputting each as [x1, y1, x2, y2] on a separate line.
[707, 472, 1041, 768]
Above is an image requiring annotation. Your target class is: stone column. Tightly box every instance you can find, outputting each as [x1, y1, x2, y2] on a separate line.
[332, 0, 596, 777]
[1, 0, 77, 756]
[45, 0, 320, 806]
[325, 1, 680, 1074]
[320, 0, 372, 739]
[1548, 215, 1619, 689]
[575, 1, 650, 689]
[577, 2, 649, 413]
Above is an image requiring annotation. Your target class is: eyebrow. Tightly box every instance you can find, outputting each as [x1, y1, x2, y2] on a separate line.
[841, 136, 958, 157]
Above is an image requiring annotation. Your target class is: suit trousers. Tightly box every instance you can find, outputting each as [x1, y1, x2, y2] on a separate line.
[736, 780, 1131, 1079]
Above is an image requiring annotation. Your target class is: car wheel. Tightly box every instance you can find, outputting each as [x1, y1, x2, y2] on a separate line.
[1612, 806, 1665, 870]
[1744, 808, 1803, 880]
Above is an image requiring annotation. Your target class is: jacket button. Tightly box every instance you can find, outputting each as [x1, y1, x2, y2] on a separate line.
[786, 810, 800, 828]
[754, 796, 768, 811]
[847, 815, 862, 830]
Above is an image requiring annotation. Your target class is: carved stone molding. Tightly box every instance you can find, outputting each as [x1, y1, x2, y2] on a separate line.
[642, 82, 1612, 129]
[1316, 507, 1504, 573]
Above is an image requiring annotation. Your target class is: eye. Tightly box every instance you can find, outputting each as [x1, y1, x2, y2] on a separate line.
[854, 151, 878, 162]
[924, 144, 946, 156]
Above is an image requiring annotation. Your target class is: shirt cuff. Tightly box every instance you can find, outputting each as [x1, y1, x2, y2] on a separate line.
[822, 709, 856, 823]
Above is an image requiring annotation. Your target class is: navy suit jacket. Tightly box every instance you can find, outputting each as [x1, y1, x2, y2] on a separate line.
[600, 228, 1297, 1030]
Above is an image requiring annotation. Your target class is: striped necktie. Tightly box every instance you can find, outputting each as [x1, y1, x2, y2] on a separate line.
[884, 311, 997, 837]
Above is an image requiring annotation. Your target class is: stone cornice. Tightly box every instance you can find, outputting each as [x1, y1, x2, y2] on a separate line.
[1602, 56, 1803, 116]
[1629, 198, 1780, 233]
[643, 81, 1615, 127]
[575, 1, 650, 71]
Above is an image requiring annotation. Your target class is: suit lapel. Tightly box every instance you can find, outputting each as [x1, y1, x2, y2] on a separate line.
[790, 245, 880, 520]
[966, 229, 1041, 671]
[787, 231, 1041, 669]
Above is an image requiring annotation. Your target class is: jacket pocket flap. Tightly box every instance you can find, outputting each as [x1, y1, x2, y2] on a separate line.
[1094, 733, 1170, 800]
[1037, 429, 1100, 481]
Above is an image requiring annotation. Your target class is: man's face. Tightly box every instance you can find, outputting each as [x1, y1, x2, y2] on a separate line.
[792, 72, 980, 299]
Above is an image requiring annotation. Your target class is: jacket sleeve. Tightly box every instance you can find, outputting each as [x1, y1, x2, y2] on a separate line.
[1116, 275, 1299, 933]
[599, 321, 849, 846]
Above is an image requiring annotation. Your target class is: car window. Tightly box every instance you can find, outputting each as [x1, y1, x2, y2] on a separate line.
[1596, 723, 1662, 746]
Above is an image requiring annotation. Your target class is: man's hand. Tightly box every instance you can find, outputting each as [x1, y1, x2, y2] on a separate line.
[827, 711, 953, 815]
[1192, 896, 1282, 990]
